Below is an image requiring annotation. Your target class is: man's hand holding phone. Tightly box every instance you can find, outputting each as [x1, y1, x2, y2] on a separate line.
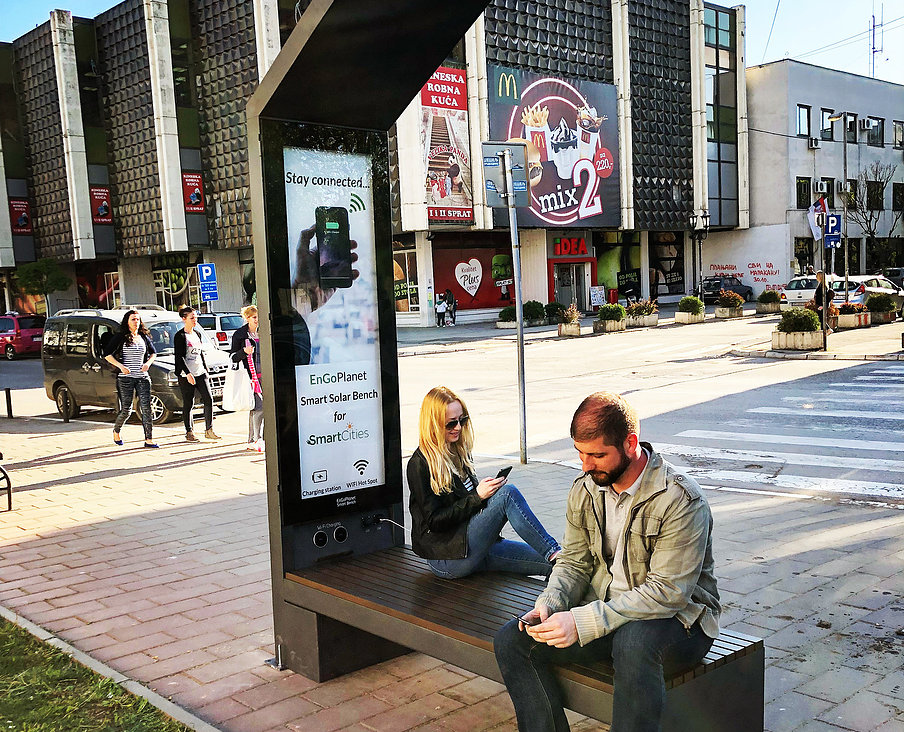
[292, 224, 359, 313]
[523, 606, 579, 648]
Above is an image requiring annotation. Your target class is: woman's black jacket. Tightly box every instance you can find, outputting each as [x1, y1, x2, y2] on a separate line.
[407, 448, 485, 560]
[173, 329, 207, 379]
[229, 324, 258, 377]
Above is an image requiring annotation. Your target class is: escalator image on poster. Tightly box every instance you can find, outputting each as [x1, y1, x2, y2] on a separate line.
[284, 147, 385, 500]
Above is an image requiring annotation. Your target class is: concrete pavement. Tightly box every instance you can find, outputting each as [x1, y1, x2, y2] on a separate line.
[1, 408, 903, 731]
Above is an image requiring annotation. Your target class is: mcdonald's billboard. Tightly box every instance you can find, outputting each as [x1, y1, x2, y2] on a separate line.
[488, 65, 620, 228]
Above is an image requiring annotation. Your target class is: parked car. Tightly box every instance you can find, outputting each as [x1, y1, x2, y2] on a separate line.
[882, 267, 904, 288]
[196, 312, 244, 351]
[780, 275, 819, 307]
[700, 276, 753, 303]
[42, 307, 230, 423]
[830, 275, 904, 315]
[0, 313, 46, 360]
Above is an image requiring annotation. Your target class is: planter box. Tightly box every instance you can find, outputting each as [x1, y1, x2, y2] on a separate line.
[715, 307, 744, 319]
[626, 314, 659, 328]
[495, 319, 547, 329]
[557, 323, 582, 337]
[869, 310, 896, 325]
[837, 312, 871, 329]
[771, 331, 823, 350]
[755, 302, 782, 314]
[495, 320, 517, 329]
[675, 311, 704, 324]
[593, 319, 626, 333]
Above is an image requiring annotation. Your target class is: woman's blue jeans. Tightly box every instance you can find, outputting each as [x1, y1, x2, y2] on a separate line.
[494, 616, 714, 732]
[427, 484, 560, 579]
[114, 377, 153, 440]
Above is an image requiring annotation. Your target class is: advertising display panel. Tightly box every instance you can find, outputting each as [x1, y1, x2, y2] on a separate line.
[182, 173, 205, 212]
[488, 65, 620, 228]
[90, 186, 112, 224]
[9, 199, 32, 235]
[260, 121, 401, 526]
[421, 66, 473, 224]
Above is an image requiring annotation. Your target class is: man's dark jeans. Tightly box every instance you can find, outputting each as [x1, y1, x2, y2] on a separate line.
[494, 616, 713, 732]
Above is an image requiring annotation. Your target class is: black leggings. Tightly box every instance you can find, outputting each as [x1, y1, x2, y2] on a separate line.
[179, 374, 213, 432]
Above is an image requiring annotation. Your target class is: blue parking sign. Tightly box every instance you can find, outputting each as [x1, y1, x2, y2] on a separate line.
[824, 214, 842, 249]
[198, 263, 218, 302]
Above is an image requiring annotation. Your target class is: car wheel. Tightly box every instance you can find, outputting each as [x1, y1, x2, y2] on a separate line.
[54, 384, 81, 418]
[4, 345, 15, 360]
[149, 394, 173, 425]
[744, 291, 752, 303]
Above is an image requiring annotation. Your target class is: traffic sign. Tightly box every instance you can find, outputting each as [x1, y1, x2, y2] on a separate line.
[825, 213, 842, 249]
[198, 263, 218, 302]
[482, 142, 529, 208]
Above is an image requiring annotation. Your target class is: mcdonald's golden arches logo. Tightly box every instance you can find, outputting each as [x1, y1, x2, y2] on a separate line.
[497, 72, 518, 99]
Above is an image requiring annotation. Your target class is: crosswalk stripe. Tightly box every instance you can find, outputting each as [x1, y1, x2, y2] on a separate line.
[749, 406, 904, 421]
[872, 367, 904, 373]
[676, 429, 904, 452]
[829, 382, 904, 389]
[656, 442, 904, 474]
[683, 468, 903, 500]
[853, 375, 904, 381]
[783, 395, 893, 408]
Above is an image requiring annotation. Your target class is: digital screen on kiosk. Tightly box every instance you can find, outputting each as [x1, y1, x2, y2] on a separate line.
[260, 122, 401, 525]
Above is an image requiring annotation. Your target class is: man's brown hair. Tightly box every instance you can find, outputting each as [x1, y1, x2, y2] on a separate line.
[570, 391, 639, 446]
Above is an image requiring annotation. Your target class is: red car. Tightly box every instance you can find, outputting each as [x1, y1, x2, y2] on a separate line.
[0, 313, 46, 360]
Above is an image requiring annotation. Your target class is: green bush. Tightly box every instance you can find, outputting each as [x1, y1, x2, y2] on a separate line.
[716, 289, 744, 308]
[498, 305, 516, 322]
[545, 301, 566, 319]
[678, 296, 704, 315]
[757, 290, 781, 304]
[866, 293, 895, 313]
[523, 300, 545, 321]
[625, 299, 658, 317]
[777, 308, 820, 333]
[838, 302, 867, 314]
[597, 303, 626, 321]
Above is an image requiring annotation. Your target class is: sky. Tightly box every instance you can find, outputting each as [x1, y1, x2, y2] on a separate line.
[1, 0, 902, 86]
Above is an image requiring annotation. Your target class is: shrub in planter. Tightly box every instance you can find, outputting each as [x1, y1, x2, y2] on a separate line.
[866, 293, 895, 313]
[523, 300, 546, 322]
[625, 299, 658, 317]
[498, 305, 516, 322]
[838, 302, 867, 314]
[757, 290, 781, 304]
[716, 289, 744, 309]
[678, 296, 704, 315]
[557, 303, 583, 336]
[597, 303, 626, 321]
[777, 308, 819, 333]
[805, 300, 839, 317]
[545, 301, 566, 323]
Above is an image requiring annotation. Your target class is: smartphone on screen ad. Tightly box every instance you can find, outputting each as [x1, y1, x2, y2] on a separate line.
[315, 206, 353, 289]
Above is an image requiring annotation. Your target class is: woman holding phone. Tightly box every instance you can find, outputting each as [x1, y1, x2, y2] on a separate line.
[230, 305, 264, 451]
[408, 386, 560, 579]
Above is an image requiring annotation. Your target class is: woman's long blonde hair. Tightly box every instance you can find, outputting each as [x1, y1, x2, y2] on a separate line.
[418, 386, 475, 495]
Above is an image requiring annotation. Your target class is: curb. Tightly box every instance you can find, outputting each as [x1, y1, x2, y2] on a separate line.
[0, 605, 222, 732]
[730, 348, 904, 361]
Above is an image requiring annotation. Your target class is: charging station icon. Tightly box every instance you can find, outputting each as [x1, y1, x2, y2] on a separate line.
[312, 470, 328, 483]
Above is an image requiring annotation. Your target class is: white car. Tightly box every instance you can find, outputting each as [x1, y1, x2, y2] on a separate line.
[781, 276, 819, 306]
[830, 275, 904, 315]
[197, 312, 244, 351]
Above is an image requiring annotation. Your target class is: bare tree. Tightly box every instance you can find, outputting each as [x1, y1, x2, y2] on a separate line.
[846, 160, 902, 269]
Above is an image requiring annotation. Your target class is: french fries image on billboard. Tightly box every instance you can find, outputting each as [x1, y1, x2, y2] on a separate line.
[520, 103, 549, 127]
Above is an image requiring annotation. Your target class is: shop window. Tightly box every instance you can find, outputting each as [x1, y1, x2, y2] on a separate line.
[392, 250, 420, 312]
[103, 272, 122, 308]
[153, 254, 201, 311]
[796, 177, 811, 209]
[867, 118, 884, 146]
[796, 105, 810, 137]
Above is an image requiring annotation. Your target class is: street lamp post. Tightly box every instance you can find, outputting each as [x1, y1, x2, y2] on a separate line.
[688, 210, 710, 298]
[828, 110, 850, 302]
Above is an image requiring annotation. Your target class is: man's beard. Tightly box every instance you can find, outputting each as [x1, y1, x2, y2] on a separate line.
[588, 449, 632, 487]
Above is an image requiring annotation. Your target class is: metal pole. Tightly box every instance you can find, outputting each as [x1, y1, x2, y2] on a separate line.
[501, 148, 528, 464]
[820, 216, 827, 351]
[4, 388, 11, 419]
[842, 112, 849, 302]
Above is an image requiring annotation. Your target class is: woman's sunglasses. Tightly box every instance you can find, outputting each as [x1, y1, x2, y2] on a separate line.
[445, 415, 470, 430]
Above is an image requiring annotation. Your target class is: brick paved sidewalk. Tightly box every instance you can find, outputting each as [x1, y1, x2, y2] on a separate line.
[1, 415, 903, 731]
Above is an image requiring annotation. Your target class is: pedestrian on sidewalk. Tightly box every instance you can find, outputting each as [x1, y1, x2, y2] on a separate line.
[494, 391, 720, 732]
[230, 305, 264, 452]
[435, 294, 448, 327]
[103, 309, 158, 448]
[407, 386, 561, 580]
[175, 306, 220, 442]
[444, 288, 456, 326]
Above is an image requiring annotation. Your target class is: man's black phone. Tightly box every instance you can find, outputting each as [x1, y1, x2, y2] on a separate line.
[315, 206, 353, 289]
[496, 466, 513, 480]
[512, 612, 541, 626]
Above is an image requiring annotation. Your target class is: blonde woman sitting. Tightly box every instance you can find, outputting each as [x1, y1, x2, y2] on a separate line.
[407, 386, 560, 579]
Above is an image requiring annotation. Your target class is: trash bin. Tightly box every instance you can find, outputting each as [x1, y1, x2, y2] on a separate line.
[607, 288, 619, 304]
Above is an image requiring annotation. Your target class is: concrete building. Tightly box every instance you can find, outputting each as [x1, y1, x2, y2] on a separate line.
[1, 0, 748, 323]
[705, 59, 904, 295]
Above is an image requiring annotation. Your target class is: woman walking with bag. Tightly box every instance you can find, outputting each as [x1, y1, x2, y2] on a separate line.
[175, 306, 220, 442]
[230, 305, 264, 452]
[103, 310, 158, 448]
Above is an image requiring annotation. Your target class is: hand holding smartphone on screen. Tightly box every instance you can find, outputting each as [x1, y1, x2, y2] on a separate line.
[496, 466, 512, 481]
[315, 206, 353, 289]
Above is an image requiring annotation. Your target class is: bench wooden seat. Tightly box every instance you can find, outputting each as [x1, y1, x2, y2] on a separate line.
[286, 546, 764, 731]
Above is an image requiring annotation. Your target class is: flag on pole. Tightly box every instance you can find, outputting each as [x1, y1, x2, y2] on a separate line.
[807, 196, 828, 241]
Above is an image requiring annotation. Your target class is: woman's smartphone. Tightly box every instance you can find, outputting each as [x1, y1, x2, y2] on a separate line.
[496, 466, 513, 480]
[315, 206, 353, 289]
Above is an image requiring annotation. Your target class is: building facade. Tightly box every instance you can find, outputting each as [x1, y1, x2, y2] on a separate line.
[1, 0, 748, 323]
[706, 59, 904, 294]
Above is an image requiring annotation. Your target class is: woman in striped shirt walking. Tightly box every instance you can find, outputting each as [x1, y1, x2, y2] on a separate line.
[104, 310, 158, 448]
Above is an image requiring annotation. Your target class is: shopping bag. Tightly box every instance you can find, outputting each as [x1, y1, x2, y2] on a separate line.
[222, 364, 254, 412]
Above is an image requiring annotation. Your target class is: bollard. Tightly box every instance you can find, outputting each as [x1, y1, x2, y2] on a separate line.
[62, 390, 70, 423]
[4, 388, 10, 419]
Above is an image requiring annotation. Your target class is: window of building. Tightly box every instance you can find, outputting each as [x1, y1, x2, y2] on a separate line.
[846, 114, 857, 143]
[796, 177, 811, 209]
[847, 179, 858, 207]
[867, 181, 884, 211]
[867, 118, 884, 146]
[893, 120, 903, 149]
[820, 178, 835, 209]
[392, 247, 420, 313]
[820, 109, 834, 141]
[796, 105, 810, 137]
[893, 182, 904, 211]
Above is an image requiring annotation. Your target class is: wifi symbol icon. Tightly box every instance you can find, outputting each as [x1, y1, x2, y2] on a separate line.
[349, 193, 366, 213]
[354, 459, 369, 475]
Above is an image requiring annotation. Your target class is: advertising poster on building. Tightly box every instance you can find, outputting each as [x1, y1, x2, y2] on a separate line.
[90, 186, 112, 224]
[488, 65, 620, 228]
[649, 234, 685, 297]
[420, 66, 473, 224]
[9, 199, 32, 235]
[182, 173, 204, 212]
[284, 147, 385, 501]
